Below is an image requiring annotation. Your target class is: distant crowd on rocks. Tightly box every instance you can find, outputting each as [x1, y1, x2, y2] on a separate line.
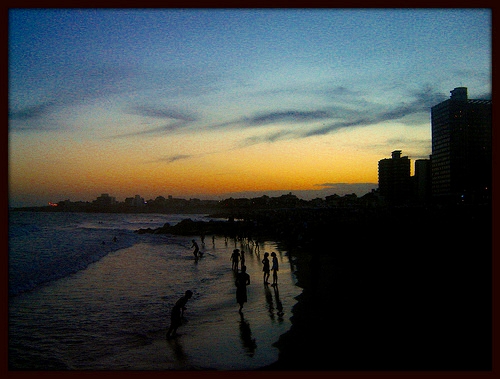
[135, 203, 491, 255]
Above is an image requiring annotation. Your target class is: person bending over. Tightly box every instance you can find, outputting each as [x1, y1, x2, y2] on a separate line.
[166, 290, 193, 339]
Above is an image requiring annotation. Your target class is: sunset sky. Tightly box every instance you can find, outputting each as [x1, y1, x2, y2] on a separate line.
[9, 8, 491, 207]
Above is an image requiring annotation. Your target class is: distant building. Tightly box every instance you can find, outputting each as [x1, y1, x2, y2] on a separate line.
[378, 150, 411, 205]
[125, 195, 145, 207]
[431, 87, 491, 205]
[93, 193, 116, 206]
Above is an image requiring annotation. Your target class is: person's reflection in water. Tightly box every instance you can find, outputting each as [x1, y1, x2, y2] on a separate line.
[273, 285, 284, 322]
[166, 336, 187, 364]
[264, 284, 275, 321]
[239, 312, 257, 357]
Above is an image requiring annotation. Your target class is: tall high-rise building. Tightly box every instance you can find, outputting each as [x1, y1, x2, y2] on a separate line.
[378, 150, 411, 205]
[431, 87, 492, 204]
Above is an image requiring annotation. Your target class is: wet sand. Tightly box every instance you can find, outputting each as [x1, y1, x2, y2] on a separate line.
[9, 234, 301, 371]
[92, 238, 301, 370]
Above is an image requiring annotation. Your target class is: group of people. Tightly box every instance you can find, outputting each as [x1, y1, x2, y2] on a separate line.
[232, 248, 279, 314]
[261, 251, 279, 287]
[230, 248, 279, 285]
[166, 239, 281, 338]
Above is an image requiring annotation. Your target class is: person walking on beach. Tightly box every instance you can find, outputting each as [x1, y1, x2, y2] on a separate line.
[235, 265, 250, 313]
[191, 239, 200, 259]
[166, 290, 193, 339]
[231, 249, 240, 271]
[262, 252, 270, 285]
[271, 252, 279, 287]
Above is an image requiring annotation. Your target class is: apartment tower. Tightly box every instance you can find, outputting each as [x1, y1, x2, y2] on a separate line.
[378, 150, 411, 205]
[430, 87, 492, 204]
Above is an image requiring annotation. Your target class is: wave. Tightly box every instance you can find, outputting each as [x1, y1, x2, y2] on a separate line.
[8, 212, 213, 297]
[8, 212, 155, 297]
[9, 230, 139, 297]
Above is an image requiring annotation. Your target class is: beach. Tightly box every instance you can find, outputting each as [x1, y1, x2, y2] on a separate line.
[9, 206, 492, 371]
[8, 212, 301, 370]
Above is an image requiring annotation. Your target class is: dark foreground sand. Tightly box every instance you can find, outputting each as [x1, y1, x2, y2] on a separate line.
[261, 205, 492, 371]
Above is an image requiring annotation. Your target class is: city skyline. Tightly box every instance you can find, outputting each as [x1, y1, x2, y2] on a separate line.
[11, 148, 428, 207]
[9, 9, 492, 207]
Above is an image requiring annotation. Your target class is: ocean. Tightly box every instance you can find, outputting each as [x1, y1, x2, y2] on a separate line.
[8, 211, 301, 370]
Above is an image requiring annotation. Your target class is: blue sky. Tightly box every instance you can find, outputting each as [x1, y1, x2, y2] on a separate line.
[8, 9, 492, 207]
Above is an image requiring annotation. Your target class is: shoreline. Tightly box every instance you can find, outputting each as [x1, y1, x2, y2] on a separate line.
[9, 235, 300, 371]
[139, 205, 492, 370]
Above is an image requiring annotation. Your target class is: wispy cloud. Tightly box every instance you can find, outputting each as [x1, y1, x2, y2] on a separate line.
[210, 109, 334, 131]
[159, 154, 194, 163]
[9, 64, 216, 133]
[125, 105, 197, 122]
[315, 182, 377, 189]
[112, 121, 193, 139]
[299, 85, 446, 138]
[8, 102, 62, 131]
[240, 110, 333, 126]
[9, 102, 56, 121]
[110, 104, 199, 138]
[222, 84, 446, 146]
[239, 130, 295, 147]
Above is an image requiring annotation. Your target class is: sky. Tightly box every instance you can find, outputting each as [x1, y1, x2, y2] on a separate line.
[8, 8, 491, 207]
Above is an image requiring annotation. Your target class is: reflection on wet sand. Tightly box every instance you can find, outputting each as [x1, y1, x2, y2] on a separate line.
[238, 312, 256, 357]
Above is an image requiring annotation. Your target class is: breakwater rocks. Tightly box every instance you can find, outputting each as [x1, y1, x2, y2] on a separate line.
[135, 205, 491, 256]
[134, 207, 374, 249]
[134, 206, 492, 300]
[135, 217, 255, 239]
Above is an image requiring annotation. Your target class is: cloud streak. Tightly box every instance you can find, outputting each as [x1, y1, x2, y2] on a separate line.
[240, 110, 333, 126]
[126, 105, 197, 122]
[9, 102, 56, 121]
[9, 64, 215, 133]
[237, 85, 446, 144]
[111, 121, 193, 139]
[159, 154, 194, 163]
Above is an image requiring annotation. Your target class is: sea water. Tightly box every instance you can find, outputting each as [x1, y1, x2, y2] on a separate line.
[8, 211, 301, 370]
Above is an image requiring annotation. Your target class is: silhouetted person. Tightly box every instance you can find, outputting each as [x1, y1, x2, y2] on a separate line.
[113, 236, 117, 243]
[271, 252, 279, 286]
[240, 250, 246, 267]
[191, 239, 200, 259]
[166, 290, 193, 339]
[231, 249, 240, 271]
[262, 252, 270, 285]
[235, 265, 250, 313]
[255, 240, 260, 253]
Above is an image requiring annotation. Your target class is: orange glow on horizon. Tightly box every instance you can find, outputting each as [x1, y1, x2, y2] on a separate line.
[10, 122, 414, 205]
